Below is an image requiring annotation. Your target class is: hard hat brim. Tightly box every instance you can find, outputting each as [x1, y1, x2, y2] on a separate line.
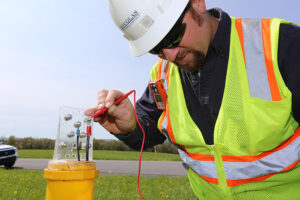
[129, 0, 190, 57]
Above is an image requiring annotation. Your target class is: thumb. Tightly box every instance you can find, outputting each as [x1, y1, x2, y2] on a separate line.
[84, 106, 98, 116]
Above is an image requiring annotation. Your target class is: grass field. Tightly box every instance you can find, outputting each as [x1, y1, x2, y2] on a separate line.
[0, 168, 194, 200]
[18, 149, 182, 161]
[2, 150, 191, 199]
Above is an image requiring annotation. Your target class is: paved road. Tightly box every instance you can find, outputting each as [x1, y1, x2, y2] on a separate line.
[14, 159, 187, 176]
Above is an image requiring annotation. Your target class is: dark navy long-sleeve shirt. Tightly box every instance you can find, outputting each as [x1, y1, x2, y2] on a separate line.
[114, 9, 300, 150]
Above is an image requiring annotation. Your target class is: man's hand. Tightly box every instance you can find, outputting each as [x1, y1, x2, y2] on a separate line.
[84, 89, 136, 134]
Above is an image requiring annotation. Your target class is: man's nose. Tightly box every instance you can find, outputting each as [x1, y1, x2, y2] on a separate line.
[162, 47, 180, 62]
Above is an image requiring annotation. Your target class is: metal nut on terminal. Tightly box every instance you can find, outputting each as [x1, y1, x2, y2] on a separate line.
[60, 142, 67, 149]
[73, 121, 82, 128]
[80, 133, 86, 138]
[64, 114, 72, 121]
[84, 143, 92, 149]
[84, 117, 93, 125]
[67, 131, 75, 138]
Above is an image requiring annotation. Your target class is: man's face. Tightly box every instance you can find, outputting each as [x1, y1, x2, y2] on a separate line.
[168, 47, 206, 72]
[156, 1, 216, 72]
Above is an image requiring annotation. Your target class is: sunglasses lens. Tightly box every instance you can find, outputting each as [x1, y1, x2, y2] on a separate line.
[149, 48, 160, 55]
[150, 23, 186, 55]
[149, 3, 189, 55]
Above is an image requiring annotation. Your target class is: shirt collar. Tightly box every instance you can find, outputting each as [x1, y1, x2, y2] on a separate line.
[208, 8, 232, 55]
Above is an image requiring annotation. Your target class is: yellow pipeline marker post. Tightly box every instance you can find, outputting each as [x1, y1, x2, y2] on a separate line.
[44, 160, 99, 200]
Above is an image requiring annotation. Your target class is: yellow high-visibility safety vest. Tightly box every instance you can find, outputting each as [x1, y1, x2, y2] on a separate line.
[150, 18, 300, 200]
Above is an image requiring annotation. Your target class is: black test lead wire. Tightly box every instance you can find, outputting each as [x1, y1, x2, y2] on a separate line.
[86, 127, 91, 161]
[76, 128, 80, 161]
[74, 121, 82, 161]
[85, 117, 92, 161]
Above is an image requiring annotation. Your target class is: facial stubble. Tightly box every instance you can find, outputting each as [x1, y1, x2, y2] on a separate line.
[174, 6, 207, 72]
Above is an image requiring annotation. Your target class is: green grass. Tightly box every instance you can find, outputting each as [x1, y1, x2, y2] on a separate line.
[0, 168, 194, 200]
[18, 149, 182, 161]
[18, 149, 54, 159]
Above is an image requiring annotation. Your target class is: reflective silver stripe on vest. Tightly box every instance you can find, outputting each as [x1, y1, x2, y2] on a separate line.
[161, 59, 169, 95]
[160, 59, 168, 79]
[242, 19, 272, 101]
[178, 149, 218, 178]
[160, 115, 171, 141]
[224, 134, 300, 180]
[159, 59, 168, 139]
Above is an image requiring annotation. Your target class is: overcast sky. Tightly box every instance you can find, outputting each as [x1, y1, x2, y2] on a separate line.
[0, 0, 299, 140]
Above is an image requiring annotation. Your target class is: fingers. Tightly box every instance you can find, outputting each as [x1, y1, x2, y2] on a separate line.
[86, 89, 135, 134]
[105, 90, 130, 118]
[93, 114, 106, 124]
[84, 89, 114, 117]
[104, 90, 124, 109]
[84, 106, 106, 124]
[84, 106, 98, 116]
[85, 89, 124, 117]
[97, 89, 123, 108]
[97, 89, 109, 109]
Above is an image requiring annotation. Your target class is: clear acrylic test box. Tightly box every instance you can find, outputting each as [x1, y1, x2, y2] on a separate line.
[52, 106, 94, 162]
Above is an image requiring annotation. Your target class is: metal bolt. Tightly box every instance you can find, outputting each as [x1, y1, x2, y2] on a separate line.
[64, 114, 72, 121]
[80, 133, 86, 138]
[84, 143, 92, 149]
[67, 131, 75, 138]
[60, 142, 67, 149]
[73, 121, 82, 128]
[84, 117, 93, 125]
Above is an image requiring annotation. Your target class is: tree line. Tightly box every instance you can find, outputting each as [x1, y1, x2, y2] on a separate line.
[1, 136, 178, 154]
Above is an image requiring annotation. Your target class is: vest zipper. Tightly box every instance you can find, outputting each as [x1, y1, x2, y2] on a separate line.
[209, 145, 215, 160]
[210, 144, 234, 200]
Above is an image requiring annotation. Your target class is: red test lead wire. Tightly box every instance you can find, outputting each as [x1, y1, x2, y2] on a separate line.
[91, 90, 135, 118]
[86, 125, 92, 161]
[86, 126, 92, 136]
[132, 90, 146, 200]
[91, 90, 145, 200]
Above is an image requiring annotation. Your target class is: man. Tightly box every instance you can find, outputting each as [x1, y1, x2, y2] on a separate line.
[85, 0, 300, 199]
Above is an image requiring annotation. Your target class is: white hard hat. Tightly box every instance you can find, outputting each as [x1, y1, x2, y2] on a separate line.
[108, 0, 190, 57]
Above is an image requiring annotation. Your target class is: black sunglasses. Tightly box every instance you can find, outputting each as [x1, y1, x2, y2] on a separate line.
[149, 3, 190, 55]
